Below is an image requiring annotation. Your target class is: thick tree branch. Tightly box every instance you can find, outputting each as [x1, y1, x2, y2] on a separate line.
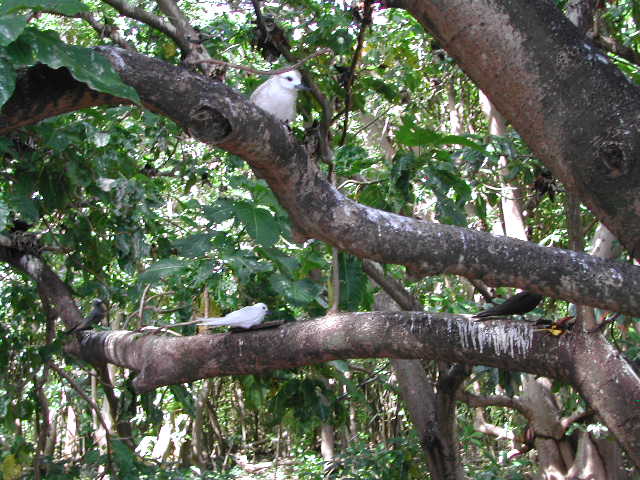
[0, 64, 129, 133]
[78, 312, 567, 393]
[2, 51, 640, 317]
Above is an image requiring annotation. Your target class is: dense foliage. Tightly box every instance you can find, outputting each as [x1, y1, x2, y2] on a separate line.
[1, 0, 639, 478]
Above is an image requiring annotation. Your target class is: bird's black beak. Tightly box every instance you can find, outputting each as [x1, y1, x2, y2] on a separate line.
[296, 84, 311, 91]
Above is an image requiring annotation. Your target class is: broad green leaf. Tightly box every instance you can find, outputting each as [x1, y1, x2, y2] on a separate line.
[39, 170, 70, 212]
[233, 201, 280, 247]
[0, 0, 89, 16]
[111, 439, 137, 477]
[20, 28, 139, 103]
[361, 76, 398, 102]
[397, 116, 485, 151]
[139, 259, 188, 284]
[169, 384, 196, 417]
[202, 198, 236, 224]
[0, 15, 28, 46]
[7, 186, 39, 223]
[224, 253, 271, 281]
[269, 274, 321, 305]
[173, 233, 215, 257]
[259, 247, 300, 278]
[335, 145, 375, 177]
[4, 33, 33, 64]
[193, 260, 219, 285]
[1, 454, 21, 480]
[422, 164, 471, 226]
[0, 56, 16, 107]
[339, 254, 369, 310]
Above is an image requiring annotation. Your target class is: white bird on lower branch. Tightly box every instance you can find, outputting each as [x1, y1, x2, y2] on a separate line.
[250, 70, 308, 123]
[197, 303, 270, 329]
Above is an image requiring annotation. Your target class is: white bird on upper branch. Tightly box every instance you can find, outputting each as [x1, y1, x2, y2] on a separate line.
[250, 70, 308, 123]
[197, 303, 270, 329]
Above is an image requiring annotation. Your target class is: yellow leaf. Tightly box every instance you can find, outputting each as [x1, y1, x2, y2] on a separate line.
[2, 454, 23, 480]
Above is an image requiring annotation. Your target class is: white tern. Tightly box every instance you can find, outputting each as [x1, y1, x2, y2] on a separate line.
[197, 303, 269, 329]
[250, 70, 307, 123]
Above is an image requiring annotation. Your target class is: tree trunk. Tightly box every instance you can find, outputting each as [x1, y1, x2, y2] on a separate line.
[374, 289, 466, 479]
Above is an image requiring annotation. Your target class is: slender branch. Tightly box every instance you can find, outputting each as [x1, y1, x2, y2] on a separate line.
[339, 0, 373, 146]
[594, 34, 640, 67]
[560, 408, 594, 431]
[75, 12, 134, 49]
[456, 390, 533, 419]
[101, 0, 176, 39]
[49, 362, 112, 435]
[362, 259, 422, 310]
[187, 48, 333, 76]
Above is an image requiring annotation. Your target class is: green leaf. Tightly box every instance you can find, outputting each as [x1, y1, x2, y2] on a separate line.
[269, 274, 322, 305]
[422, 163, 471, 226]
[139, 259, 188, 284]
[37, 339, 62, 362]
[233, 201, 280, 247]
[335, 145, 374, 177]
[339, 254, 369, 310]
[0, 15, 28, 46]
[0, 0, 89, 16]
[397, 116, 486, 151]
[224, 252, 271, 281]
[202, 198, 236, 224]
[0, 56, 16, 107]
[1, 454, 22, 480]
[111, 439, 137, 477]
[7, 175, 40, 223]
[19, 28, 139, 103]
[259, 247, 300, 278]
[169, 384, 196, 417]
[173, 233, 215, 258]
[361, 76, 398, 102]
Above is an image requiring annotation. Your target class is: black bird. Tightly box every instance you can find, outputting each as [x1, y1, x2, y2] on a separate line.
[473, 292, 543, 319]
[64, 299, 107, 334]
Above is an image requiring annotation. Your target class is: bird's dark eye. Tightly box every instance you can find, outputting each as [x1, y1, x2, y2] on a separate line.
[286, 76, 293, 81]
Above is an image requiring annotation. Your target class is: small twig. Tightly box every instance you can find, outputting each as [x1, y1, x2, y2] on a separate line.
[339, 0, 373, 146]
[337, 178, 383, 190]
[185, 48, 333, 76]
[560, 409, 594, 431]
[49, 362, 112, 435]
[138, 284, 151, 324]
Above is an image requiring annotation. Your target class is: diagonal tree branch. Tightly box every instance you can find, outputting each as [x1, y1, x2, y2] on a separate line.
[102, 0, 175, 38]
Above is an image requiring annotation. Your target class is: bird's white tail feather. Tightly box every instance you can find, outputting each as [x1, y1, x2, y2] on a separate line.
[196, 317, 226, 326]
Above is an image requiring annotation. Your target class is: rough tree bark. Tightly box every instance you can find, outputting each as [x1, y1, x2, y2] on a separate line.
[2, 0, 640, 467]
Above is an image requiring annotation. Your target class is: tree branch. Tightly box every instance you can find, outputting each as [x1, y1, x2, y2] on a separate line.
[76, 311, 567, 393]
[101, 0, 176, 39]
